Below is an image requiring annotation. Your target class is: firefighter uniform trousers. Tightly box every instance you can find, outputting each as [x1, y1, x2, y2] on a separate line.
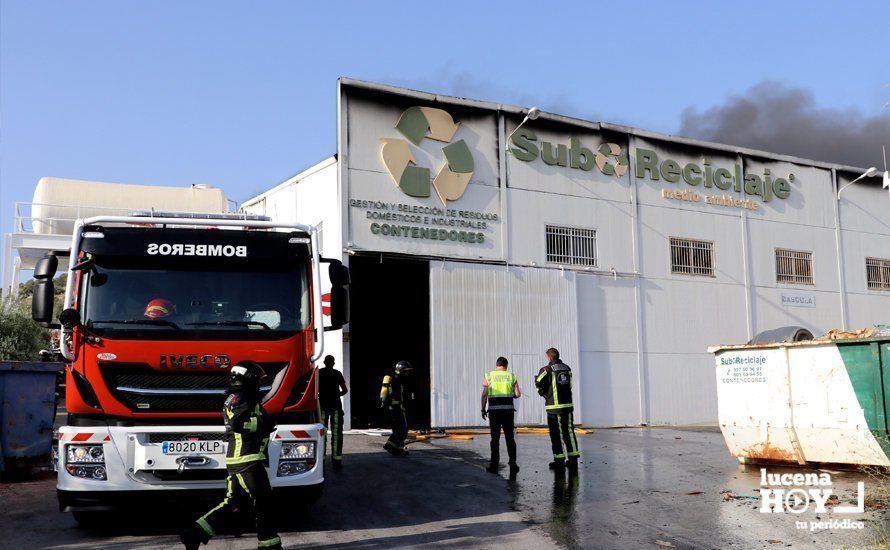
[489, 410, 516, 465]
[322, 409, 344, 462]
[547, 410, 580, 463]
[196, 462, 280, 548]
[385, 407, 408, 451]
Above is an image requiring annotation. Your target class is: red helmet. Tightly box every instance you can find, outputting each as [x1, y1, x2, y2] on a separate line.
[145, 298, 175, 319]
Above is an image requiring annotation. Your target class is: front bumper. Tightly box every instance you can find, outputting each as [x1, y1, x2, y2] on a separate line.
[57, 423, 325, 509]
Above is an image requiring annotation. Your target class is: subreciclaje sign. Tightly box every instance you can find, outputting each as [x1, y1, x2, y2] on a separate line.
[510, 129, 795, 210]
[350, 106, 500, 247]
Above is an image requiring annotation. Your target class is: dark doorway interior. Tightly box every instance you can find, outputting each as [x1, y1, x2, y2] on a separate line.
[348, 255, 430, 429]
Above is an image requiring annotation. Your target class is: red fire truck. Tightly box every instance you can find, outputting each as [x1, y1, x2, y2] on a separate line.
[30, 211, 349, 524]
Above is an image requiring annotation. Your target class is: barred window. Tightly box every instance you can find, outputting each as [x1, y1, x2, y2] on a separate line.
[866, 257, 890, 290]
[670, 237, 714, 277]
[545, 225, 597, 267]
[776, 249, 814, 285]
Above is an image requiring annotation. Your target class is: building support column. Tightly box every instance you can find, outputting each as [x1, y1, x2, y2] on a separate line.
[628, 135, 648, 426]
[831, 168, 848, 329]
[739, 154, 754, 341]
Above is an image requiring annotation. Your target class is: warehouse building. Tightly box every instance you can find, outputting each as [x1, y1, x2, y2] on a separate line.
[241, 79, 890, 429]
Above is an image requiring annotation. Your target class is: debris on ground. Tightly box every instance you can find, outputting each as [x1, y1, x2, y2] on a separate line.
[686, 491, 704, 495]
[654, 539, 675, 547]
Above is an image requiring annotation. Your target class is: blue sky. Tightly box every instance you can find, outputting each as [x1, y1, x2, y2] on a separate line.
[2, 0, 889, 244]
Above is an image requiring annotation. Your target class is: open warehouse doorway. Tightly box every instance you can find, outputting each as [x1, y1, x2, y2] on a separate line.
[347, 254, 430, 429]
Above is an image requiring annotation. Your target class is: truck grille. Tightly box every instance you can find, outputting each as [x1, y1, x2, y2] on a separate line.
[100, 362, 288, 412]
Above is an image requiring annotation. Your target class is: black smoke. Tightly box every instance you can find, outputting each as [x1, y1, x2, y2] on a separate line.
[679, 81, 890, 170]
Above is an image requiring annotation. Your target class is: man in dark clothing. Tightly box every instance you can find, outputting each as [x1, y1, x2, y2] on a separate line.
[181, 361, 281, 550]
[380, 360, 412, 455]
[317, 355, 348, 469]
[535, 348, 580, 475]
[481, 356, 521, 476]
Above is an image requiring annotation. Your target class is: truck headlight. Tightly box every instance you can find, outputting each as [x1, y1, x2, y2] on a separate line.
[277, 461, 313, 476]
[280, 442, 315, 460]
[65, 444, 107, 480]
[277, 441, 316, 476]
[67, 444, 105, 464]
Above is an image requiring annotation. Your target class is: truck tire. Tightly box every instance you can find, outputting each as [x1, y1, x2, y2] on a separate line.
[72, 511, 107, 528]
[748, 326, 814, 344]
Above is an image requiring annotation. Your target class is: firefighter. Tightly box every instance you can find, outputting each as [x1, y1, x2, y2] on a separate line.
[181, 361, 281, 550]
[535, 348, 580, 474]
[317, 354, 348, 469]
[481, 356, 521, 476]
[144, 297, 176, 320]
[380, 360, 412, 455]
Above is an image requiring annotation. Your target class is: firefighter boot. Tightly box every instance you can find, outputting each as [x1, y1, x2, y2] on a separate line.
[567, 457, 579, 475]
[180, 524, 207, 550]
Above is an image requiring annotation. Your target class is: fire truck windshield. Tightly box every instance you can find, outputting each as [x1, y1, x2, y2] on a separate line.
[82, 259, 310, 339]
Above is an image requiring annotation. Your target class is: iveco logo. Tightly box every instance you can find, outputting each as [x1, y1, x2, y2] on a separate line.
[159, 354, 231, 369]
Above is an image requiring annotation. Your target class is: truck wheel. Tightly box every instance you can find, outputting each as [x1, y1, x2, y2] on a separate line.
[748, 326, 814, 344]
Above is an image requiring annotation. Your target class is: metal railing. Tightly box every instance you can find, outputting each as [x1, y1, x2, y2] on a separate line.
[14, 202, 135, 235]
[670, 237, 715, 277]
[775, 249, 814, 285]
[545, 224, 598, 267]
[866, 257, 890, 290]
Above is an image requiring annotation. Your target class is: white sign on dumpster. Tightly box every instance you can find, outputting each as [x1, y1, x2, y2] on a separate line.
[780, 291, 815, 308]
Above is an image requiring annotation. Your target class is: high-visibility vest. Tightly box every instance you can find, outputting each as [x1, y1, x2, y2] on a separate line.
[485, 370, 516, 411]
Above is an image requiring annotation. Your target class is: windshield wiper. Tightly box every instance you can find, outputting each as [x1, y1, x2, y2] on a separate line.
[90, 319, 180, 329]
[186, 321, 272, 330]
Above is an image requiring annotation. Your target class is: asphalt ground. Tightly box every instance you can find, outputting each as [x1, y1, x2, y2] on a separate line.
[0, 427, 887, 549]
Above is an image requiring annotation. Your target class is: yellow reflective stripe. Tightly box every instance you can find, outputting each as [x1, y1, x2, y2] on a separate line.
[245, 417, 258, 433]
[226, 453, 265, 465]
[332, 412, 341, 459]
[536, 370, 548, 383]
[234, 433, 243, 457]
[235, 473, 251, 497]
[258, 536, 281, 547]
[551, 374, 559, 406]
[556, 414, 567, 458]
[546, 403, 573, 410]
[567, 414, 579, 455]
[197, 517, 214, 536]
[553, 453, 566, 459]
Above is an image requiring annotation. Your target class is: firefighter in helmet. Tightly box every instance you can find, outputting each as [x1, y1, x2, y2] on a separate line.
[181, 361, 281, 550]
[380, 360, 413, 455]
[144, 297, 176, 320]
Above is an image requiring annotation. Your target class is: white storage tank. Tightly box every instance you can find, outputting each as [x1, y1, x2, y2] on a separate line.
[30, 177, 229, 235]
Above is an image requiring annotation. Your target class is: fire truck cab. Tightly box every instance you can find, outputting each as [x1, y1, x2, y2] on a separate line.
[31, 211, 349, 522]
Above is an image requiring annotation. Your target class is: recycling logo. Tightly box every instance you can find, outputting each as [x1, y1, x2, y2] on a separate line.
[380, 106, 474, 205]
[595, 142, 628, 177]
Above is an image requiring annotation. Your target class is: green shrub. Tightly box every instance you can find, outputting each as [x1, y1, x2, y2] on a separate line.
[0, 297, 49, 361]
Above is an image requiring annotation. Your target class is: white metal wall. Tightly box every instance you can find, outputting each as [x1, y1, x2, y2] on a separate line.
[430, 262, 580, 427]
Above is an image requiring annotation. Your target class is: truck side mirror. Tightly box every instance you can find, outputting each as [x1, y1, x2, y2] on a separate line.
[322, 258, 350, 331]
[32, 254, 59, 325]
[32, 280, 55, 324]
[34, 255, 58, 279]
